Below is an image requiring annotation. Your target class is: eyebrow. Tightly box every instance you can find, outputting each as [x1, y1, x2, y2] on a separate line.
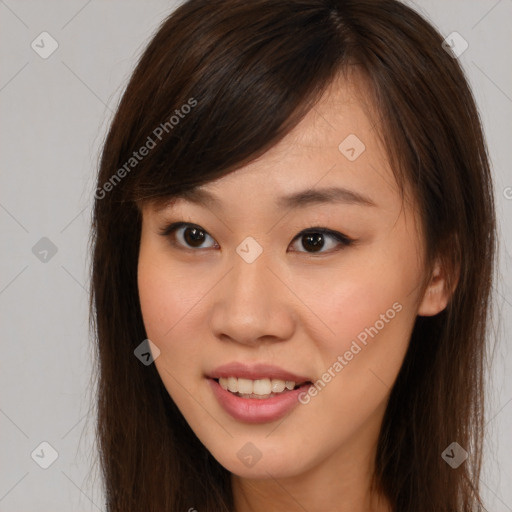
[166, 185, 377, 210]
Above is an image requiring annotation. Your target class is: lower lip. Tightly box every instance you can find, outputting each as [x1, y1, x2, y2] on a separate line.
[207, 378, 312, 424]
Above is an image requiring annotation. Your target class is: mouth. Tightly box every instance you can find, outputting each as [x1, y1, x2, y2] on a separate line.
[206, 362, 314, 423]
[211, 377, 312, 399]
[207, 376, 314, 424]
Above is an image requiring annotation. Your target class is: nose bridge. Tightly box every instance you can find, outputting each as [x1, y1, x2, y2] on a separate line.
[210, 240, 294, 344]
[229, 243, 273, 314]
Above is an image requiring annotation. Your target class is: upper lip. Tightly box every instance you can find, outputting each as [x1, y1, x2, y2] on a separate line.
[207, 362, 312, 383]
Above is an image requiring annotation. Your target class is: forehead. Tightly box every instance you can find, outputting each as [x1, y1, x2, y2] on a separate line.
[282, 68, 380, 149]
[155, 71, 406, 215]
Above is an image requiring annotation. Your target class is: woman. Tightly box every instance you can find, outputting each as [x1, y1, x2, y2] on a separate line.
[90, 0, 497, 510]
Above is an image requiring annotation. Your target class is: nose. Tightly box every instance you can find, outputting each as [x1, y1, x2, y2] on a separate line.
[209, 247, 296, 346]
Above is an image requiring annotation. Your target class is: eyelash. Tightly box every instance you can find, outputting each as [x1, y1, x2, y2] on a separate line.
[158, 221, 354, 255]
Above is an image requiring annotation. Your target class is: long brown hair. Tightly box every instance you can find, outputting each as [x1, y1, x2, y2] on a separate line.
[89, 1, 497, 510]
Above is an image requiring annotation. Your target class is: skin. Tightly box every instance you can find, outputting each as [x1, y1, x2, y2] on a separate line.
[137, 70, 454, 512]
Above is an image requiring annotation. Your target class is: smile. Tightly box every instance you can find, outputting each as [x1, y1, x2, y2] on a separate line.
[208, 378, 313, 424]
[216, 377, 307, 398]
[206, 362, 314, 423]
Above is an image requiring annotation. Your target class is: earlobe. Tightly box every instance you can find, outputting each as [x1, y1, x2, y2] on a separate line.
[417, 260, 457, 317]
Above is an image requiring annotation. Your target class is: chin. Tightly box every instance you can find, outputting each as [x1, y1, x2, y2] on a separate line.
[206, 437, 316, 480]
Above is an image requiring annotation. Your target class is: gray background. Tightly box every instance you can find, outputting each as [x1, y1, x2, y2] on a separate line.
[0, 1, 511, 510]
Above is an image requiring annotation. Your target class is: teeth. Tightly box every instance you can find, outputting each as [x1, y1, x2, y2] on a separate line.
[227, 376, 238, 392]
[253, 378, 271, 395]
[218, 377, 303, 396]
[271, 380, 286, 393]
[237, 378, 253, 394]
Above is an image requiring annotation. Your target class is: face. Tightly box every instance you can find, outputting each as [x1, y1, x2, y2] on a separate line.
[137, 72, 449, 486]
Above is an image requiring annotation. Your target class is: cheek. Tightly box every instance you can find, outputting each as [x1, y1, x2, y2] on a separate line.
[137, 263, 175, 341]
[297, 241, 421, 393]
[302, 263, 416, 349]
[137, 249, 219, 395]
[137, 255, 205, 405]
[293, 274, 416, 445]
[137, 251, 205, 342]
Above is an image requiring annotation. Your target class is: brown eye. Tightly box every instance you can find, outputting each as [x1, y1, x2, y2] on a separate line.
[300, 232, 325, 252]
[182, 226, 208, 247]
[160, 222, 218, 250]
[289, 228, 353, 254]
[159, 222, 353, 254]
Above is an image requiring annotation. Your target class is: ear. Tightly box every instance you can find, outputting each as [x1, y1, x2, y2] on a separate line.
[417, 258, 458, 317]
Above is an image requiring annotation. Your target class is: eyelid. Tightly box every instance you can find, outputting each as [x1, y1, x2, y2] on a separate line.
[158, 221, 354, 253]
[159, 221, 202, 238]
[295, 227, 353, 245]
